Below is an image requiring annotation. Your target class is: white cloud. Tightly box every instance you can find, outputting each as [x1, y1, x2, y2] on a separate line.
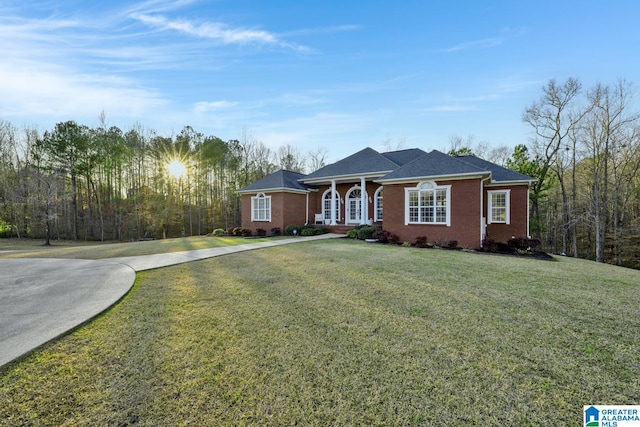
[440, 37, 503, 53]
[0, 59, 167, 124]
[132, 13, 308, 51]
[193, 100, 239, 113]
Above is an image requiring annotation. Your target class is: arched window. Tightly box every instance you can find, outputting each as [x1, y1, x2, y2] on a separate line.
[251, 192, 271, 222]
[322, 189, 340, 222]
[374, 187, 383, 222]
[346, 186, 367, 224]
[405, 183, 451, 226]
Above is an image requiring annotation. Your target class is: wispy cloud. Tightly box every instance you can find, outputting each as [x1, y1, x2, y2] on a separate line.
[282, 24, 362, 37]
[440, 37, 503, 53]
[131, 13, 308, 51]
[193, 100, 239, 113]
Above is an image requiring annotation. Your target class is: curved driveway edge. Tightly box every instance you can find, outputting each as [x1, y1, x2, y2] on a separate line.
[0, 234, 342, 368]
[0, 259, 136, 367]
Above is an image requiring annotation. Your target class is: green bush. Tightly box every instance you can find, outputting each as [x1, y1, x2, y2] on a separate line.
[356, 226, 378, 240]
[346, 229, 357, 238]
[212, 228, 226, 236]
[301, 228, 316, 236]
[270, 227, 281, 236]
[284, 225, 298, 236]
[256, 228, 267, 236]
[299, 225, 327, 236]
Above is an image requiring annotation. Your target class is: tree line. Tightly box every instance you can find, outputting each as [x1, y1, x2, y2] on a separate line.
[1, 77, 640, 269]
[0, 116, 327, 244]
[510, 78, 640, 268]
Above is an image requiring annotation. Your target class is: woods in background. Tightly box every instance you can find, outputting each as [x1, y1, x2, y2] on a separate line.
[1, 77, 639, 268]
[0, 119, 325, 244]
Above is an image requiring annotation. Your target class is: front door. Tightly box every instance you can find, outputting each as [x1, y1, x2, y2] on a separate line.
[346, 188, 362, 224]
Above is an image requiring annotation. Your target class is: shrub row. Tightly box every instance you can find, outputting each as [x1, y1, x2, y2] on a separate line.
[284, 224, 328, 236]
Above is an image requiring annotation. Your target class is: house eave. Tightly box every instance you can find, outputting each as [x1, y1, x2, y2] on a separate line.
[485, 179, 536, 187]
[301, 171, 393, 185]
[375, 172, 489, 185]
[237, 187, 310, 195]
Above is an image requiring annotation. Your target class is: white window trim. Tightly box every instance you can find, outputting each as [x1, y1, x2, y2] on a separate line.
[321, 189, 340, 222]
[374, 186, 383, 222]
[345, 185, 367, 224]
[251, 192, 271, 222]
[487, 189, 510, 224]
[404, 184, 451, 226]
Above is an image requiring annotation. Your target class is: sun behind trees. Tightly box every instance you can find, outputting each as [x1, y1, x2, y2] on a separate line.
[0, 122, 327, 242]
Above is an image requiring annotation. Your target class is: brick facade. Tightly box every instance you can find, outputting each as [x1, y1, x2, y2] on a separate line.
[239, 149, 532, 245]
[382, 179, 483, 248]
[484, 185, 529, 243]
[242, 180, 530, 247]
[241, 191, 308, 234]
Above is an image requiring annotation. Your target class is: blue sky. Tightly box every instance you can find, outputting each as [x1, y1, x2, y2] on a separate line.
[2, 0, 639, 162]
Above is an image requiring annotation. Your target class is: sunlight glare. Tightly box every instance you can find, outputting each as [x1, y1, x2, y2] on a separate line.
[167, 159, 187, 178]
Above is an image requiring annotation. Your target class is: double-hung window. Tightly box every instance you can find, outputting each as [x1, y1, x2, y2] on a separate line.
[488, 190, 510, 224]
[405, 182, 450, 225]
[251, 193, 271, 222]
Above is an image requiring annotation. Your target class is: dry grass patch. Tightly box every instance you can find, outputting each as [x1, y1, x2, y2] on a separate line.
[1, 239, 639, 425]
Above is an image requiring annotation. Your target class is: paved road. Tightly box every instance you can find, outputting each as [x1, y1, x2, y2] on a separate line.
[0, 234, 341, 367]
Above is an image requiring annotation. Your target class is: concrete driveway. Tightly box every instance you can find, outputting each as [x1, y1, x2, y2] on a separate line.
[0, 234, 341, 367]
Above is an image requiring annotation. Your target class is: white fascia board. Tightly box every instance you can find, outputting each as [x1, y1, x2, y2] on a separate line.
[237, 187, 310, 195]
[301, 171, 392, 185]
[485, 179, 535, 187]
[375, 172, 488, 185]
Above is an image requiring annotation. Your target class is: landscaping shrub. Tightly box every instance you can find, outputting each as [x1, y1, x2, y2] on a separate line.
[256, 228, 266, 236]
[212, 228, 226, 236]
[356, 226, 378, 240]
[508, 236, 542, 254]
[372, 229, 400, 244]
[301, 228, 316, 236]
[300, 224, 328, 236]
[270, 227, 281, 236]
[414, 236, 428, 248]
[229, 227, 244, 236]
[346, 229, 357, 238]
[240, 228, 252, 237]
[284, 225, 298, 236]
[481, 238, 495, 252]
[447, 240, 459, 249]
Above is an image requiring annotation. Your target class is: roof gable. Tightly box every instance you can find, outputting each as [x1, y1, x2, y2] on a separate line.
[238, 169, 308, 193]
[303, 147, 399, 181]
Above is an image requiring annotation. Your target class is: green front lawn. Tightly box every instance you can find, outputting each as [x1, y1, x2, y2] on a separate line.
[1, 239, 639, 425]
[0, 235, 270, 259]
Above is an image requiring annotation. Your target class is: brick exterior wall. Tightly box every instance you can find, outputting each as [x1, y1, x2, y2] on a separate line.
[242, 180, 530, 246]
[484, 185, 530, 243]
[382, 179, 483, 248]
[241, 191, 308, 234]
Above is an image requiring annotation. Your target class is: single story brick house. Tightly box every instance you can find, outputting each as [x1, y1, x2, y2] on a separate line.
[237, 147, 535, 248]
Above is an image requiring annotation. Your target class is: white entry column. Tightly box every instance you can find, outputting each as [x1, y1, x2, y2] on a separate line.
[360, 177, 368, 225]
[330, 180, 337, 225]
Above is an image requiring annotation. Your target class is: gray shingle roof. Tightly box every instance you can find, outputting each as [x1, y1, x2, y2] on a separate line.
[455, 155, 536, 183]
[377, 150, 487, 182]
[303, 147, 399, 181]
[381, 148, 428, 166]
[238, 169, 309, 193]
